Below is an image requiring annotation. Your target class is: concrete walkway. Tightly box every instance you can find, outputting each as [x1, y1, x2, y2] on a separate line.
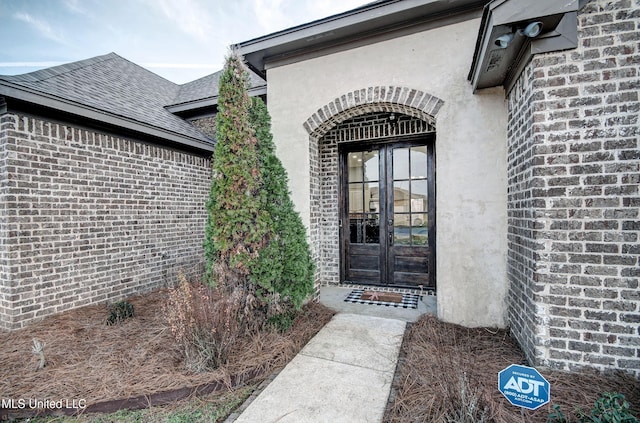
[227, 286, 436, 422]
[230, 313, 406, 423]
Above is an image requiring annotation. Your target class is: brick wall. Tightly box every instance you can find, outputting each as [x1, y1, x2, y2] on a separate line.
[506, 60, 540, 367]
[0, 113, 211, 330]
[507, 0, 639, 376]
[0, 115, 11, 328]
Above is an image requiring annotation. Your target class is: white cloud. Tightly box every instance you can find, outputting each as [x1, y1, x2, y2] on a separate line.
[142, 62, 219, 69]
[63, 0, 90, 16]
[251, 0, 292, 33]
[13, 12, 66, 44]
[306, 0, 371, 19]
[0, 61, 63, 67]
[151, 0, 215, 42]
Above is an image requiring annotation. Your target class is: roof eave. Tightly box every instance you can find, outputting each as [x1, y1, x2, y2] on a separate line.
[0, 82, 214, 153]
[166, 84, 267, 114]
[234, 0, 490, 76]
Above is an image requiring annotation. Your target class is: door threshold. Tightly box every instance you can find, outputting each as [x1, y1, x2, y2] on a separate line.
[340, 282, 436, 296]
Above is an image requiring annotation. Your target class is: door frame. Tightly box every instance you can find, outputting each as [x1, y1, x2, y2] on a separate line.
[338, 133, 436, 290]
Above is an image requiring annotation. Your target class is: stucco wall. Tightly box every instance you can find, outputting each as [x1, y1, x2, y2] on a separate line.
[265, 17, 509, 327]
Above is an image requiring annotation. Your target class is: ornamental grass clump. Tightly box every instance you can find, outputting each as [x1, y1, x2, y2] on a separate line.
[165, 272, 241, 372]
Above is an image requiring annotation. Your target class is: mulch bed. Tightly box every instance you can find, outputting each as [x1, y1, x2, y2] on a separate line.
[0, 289, 334, 419]
[384, 314, 640, 422]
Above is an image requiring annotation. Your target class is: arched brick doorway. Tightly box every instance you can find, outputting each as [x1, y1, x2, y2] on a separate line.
[304, 86, 443, 291]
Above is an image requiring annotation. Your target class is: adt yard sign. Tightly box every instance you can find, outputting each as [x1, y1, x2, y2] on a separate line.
[498, 364, 550, 410]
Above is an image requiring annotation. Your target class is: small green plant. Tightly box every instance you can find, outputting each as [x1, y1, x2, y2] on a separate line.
[268, 310, 298, 333]
[548, 392, 639, 423]
[105, 300, 135, 325]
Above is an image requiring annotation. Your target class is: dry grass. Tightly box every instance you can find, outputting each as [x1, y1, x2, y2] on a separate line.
[0, 289, 334, 410]
[385, 314, 640, 423]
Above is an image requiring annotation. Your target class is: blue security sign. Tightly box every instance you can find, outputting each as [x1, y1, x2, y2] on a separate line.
[498, 364, 550, 410]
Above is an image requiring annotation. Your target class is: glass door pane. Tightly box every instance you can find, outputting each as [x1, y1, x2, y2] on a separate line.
[348, 149, 380, 244]
[392, 145, 428, 246]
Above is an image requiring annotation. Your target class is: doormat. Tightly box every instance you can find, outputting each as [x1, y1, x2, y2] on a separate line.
[344, 289, 421, 309]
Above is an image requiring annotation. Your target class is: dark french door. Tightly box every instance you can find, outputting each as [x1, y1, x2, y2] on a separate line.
[339, 135, 435, 289]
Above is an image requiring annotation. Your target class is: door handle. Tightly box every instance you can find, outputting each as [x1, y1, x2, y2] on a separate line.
[388, 219, 393, 246]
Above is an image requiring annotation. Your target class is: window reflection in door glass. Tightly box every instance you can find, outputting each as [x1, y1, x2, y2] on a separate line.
[394, 213, 411, 245]
[348, 152, 363, 182]
[411, 213, 428, 245]
[348, 184, 363, 214]
[410, 180, 428, 212]
[363, 151, 379, 182]
[393, 181, 410, 212]
[348, 150, 380, 245]
[410, 146, 428, 178]
[393, 148, 409, 180]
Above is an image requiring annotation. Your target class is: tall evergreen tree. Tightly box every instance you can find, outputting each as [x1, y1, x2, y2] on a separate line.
[204, 54, 314, 328]
[204, 54, 268, 309]
[249, 97, 314, 311]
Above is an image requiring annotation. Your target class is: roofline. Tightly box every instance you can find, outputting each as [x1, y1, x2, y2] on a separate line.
[166, 84, 267, 114]
[234, 0, 489, 77]
[0, 81, 214, 153]
[235, 0, 400, 51]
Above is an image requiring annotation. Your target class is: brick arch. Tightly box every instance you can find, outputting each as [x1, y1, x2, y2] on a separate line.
[306, 86, 443, 288]
[303, 86, 444, 139]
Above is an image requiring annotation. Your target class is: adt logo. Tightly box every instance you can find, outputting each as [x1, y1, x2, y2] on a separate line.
[498, 364, 550, 410]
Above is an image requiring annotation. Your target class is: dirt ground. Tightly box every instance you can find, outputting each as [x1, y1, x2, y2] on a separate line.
[384, 314, 640, 422]
[0, 289, 334, 418]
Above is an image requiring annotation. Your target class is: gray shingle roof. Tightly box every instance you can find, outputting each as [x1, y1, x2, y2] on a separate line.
[0, 52, 262, 151]
[0, 53, 215, 145]
[171, 69, 265, 106]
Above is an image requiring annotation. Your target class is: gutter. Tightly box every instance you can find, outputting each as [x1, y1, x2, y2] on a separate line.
[166, 85, 267, 114]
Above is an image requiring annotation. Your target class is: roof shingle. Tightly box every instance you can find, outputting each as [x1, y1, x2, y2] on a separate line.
[1, 53, 212, 142]
[0, 52, 267, 150]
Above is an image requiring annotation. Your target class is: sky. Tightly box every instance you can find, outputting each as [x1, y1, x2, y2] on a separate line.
[0, 0, 370, 84]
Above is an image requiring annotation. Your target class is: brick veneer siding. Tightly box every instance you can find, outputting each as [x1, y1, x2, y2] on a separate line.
[304, 86, 442, 289]
[507, 0, 640, 376]
[507, 61, 540, 368]
[0, 113, 211, 330]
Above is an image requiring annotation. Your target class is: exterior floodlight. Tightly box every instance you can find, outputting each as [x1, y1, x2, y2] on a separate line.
[523, 21, 543, 38]
[494, 33, 514, 48]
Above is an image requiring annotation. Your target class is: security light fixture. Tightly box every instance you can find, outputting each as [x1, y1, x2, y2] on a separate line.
[494, 33, 514, 48]
[494, 20, 543, 49]
[469, 0, 579, 93]
[523, 21, 543, 38]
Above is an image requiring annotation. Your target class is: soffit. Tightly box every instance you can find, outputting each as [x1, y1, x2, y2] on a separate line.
[235, 0, 490, 78]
